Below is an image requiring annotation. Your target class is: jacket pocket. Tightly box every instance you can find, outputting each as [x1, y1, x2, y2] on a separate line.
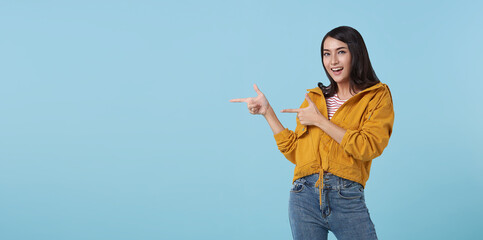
[294, 124, 307, 138]
[294, 126, 319, 168]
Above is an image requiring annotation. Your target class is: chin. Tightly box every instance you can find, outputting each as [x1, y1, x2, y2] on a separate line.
[332, 78, 347, 84]
[332, 74, 350, 82]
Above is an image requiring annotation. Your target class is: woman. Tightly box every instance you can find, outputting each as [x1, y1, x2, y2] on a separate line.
[230, 26, 394, 240]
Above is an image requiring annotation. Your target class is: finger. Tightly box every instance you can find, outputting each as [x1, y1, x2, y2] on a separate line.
[249, 107, 258, 114]
[281, 109, 301, 113]
[230, 98, 248, 103]
[253, 84, 263, 95]
[305, 93, 315, 106]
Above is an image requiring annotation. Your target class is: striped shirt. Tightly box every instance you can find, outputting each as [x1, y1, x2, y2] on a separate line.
[326, 94, 348, 120]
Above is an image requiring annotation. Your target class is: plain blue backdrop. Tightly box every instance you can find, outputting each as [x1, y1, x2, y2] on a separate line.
[1, 0, 482, 239]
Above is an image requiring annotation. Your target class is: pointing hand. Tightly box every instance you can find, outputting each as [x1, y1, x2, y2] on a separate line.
[230, 84, 270, 115]
[281, 94, 324, 126]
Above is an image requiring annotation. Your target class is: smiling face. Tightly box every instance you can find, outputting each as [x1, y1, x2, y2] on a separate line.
[322, 37, 352, 84]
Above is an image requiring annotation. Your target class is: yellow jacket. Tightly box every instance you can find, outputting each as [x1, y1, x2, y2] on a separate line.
[274, 82, 394, 188]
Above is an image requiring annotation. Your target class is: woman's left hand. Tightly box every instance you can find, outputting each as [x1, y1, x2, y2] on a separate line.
[281, 94, 326, 127]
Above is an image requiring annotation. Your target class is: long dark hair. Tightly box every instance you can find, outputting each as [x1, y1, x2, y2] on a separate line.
[318, 26, 380, 98]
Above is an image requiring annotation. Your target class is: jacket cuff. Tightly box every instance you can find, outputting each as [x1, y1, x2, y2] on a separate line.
[274, 128, 291, 142]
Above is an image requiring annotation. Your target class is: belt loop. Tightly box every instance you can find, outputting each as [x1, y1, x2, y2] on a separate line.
[337, 175, 342, 191]
[299, 177, 307, 185]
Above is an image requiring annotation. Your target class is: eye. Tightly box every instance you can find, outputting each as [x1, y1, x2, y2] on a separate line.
[338, 50, 346, 54]
[323, 52, 330, 57]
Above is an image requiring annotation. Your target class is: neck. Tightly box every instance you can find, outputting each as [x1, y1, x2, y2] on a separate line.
[336, 81, 353, 100]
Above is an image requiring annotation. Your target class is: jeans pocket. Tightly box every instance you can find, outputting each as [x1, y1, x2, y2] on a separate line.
[290, 180, 305, 193]
[337, 183, 364, 200]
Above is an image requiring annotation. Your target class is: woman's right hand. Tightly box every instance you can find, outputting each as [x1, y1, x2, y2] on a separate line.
[230, 84, 270, 115]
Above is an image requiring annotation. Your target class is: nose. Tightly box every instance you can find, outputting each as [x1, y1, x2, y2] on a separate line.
[331, 55, 339, 65]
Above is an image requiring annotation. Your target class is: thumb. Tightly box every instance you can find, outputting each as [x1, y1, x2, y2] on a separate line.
[305, 93, 316, 107]
[253, 84, 263, 95]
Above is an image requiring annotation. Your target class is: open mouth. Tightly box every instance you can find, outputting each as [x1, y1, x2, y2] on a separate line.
[331, 67, 343, 73]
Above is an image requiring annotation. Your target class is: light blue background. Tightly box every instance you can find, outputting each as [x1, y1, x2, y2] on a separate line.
[1, 0, 482, 239]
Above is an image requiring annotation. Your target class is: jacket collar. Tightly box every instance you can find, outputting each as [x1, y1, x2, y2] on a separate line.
[307, 82, 385, 96]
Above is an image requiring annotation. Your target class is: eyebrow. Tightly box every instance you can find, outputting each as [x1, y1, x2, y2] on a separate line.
[323, 47, 348, 51]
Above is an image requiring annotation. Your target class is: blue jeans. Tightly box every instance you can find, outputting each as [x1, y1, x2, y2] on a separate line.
[289, 173, 378, 240]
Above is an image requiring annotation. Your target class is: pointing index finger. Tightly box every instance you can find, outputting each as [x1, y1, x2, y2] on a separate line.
[281, 108, 301, 113]
[230, 98, 248, 103]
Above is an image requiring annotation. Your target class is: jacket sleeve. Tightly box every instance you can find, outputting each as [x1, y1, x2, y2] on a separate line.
[274, 128, 298, 164]
[273, 99, 309, 165]
[340, 89, 395, 161]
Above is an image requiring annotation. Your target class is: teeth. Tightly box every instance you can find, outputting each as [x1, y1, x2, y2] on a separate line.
[332, 67, 343, 71]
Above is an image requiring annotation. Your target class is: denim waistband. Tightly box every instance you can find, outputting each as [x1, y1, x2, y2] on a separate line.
[295, 173, 359, 190]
